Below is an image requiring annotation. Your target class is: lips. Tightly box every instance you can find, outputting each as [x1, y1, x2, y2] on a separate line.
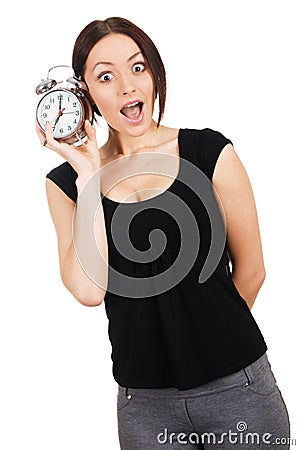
[120, 100, 144, 124]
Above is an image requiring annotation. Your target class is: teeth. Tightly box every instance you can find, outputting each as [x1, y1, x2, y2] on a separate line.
[124, 101, 139, 109]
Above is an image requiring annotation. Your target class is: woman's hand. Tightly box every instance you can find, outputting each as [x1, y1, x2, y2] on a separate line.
[36, 120, 101, 177]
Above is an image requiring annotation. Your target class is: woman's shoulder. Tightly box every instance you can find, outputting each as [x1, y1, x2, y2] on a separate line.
[180, 126, 232, 143]
[46, 161, 78, 203]
[178, 127, 233, 181]
[46, 161, 78, 179]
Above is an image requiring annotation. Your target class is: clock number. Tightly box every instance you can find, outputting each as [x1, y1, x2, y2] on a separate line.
[42, 113, 47, 118]
[49, 98, 54, 104]
[44, 105, 50, 110]
[59, 128, 64, 134]
[68, 125, 72, 131]
[75, 110, 79, 116]
[73, 119, 77, 124]
[73, 102, 77, 107]
[57, 94, 63, 100]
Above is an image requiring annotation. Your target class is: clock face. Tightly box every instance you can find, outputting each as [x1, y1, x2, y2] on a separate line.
[36, 89, 83, 139]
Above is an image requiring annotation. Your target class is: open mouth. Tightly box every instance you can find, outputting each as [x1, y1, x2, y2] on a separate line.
[120, 101, 144, 120]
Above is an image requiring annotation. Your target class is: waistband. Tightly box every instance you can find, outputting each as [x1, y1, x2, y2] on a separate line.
[118, 352, 269, 398]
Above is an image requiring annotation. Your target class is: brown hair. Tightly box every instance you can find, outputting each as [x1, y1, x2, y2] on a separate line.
[72, 17, 166, 126]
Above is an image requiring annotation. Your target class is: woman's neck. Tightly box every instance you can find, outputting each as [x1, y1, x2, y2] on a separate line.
[103, 121, 165, 158]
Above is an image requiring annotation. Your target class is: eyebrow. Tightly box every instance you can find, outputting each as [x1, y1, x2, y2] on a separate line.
[92, 51, 143, 72]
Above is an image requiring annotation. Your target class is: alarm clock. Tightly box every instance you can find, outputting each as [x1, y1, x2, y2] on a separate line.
[36, 65, 94, 145]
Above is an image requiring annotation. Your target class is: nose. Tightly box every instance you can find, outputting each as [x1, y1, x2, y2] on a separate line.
[119, 74, 136, 96]
[123, 87, 136, 96]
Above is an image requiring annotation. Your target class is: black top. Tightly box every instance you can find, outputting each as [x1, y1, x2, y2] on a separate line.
[46, 128, 267, 390]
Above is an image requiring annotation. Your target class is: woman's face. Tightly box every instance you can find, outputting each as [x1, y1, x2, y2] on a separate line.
[84, 33, 155, 137]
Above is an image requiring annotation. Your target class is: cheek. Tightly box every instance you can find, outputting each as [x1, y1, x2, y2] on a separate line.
[90, 89, 114, 115]
[143, 74, 155, 99]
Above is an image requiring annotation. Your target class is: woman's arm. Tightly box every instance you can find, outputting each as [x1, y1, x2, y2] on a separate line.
[46, 172, 108, 307]
[212, 143, 266, 309]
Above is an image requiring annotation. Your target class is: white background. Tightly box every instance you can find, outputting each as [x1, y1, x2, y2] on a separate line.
[1, 0, 299, 448]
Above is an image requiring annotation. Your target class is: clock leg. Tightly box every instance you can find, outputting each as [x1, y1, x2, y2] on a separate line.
[75, 132, 84, 146]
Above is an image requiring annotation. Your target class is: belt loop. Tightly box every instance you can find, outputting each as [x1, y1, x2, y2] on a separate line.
[243, 368, 251, 387]
[125, 387, 132, 399]
[244, 362, 255, 387]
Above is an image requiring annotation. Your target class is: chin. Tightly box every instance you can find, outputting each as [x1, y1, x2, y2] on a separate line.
[123, 119, 153, 137]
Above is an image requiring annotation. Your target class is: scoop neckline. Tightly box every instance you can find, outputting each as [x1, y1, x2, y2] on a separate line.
[101, 128, 183, 206]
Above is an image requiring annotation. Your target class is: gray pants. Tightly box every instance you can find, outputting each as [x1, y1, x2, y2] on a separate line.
[117, 353, 290, 449]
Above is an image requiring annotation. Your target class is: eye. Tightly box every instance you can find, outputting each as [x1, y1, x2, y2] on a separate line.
[98, 72, 114, 82]
[132, 62, 145, 73]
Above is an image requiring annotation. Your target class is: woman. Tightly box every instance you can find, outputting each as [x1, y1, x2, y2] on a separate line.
[37, 17, 290, 449]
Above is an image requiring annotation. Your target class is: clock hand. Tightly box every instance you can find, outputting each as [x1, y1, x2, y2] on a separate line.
[49, 108, 66, 124]
[52, 116, 60, 130]
[50, 107, 66, 131]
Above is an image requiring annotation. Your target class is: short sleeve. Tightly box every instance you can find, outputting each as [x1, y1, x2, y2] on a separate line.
[46, 161, 78, 202]
[197, 128, 233, 181]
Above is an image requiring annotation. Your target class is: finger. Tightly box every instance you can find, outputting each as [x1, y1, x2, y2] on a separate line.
[44, 123, 77, 157]
[84, 120, 97, 145]
[44, 123, 61, 151]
